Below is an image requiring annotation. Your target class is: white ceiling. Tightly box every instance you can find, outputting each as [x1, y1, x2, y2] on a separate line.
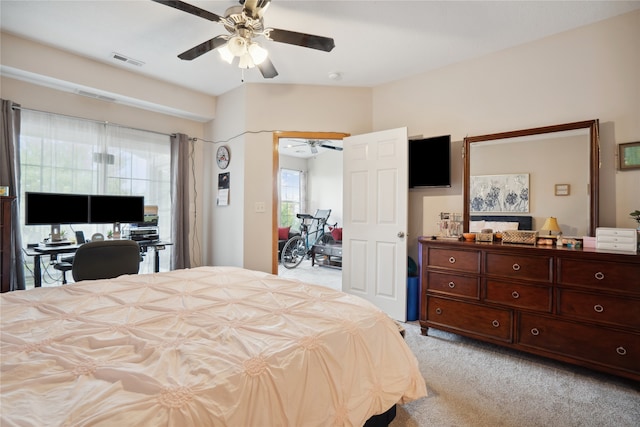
[2, 0, 639, 98]
[279, 137, 342, 158]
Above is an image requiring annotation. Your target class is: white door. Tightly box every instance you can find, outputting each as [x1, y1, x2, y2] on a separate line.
[342, 128, 408, 321]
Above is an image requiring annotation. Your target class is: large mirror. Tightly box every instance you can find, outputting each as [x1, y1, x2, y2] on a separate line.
[463, 120, 599, 236]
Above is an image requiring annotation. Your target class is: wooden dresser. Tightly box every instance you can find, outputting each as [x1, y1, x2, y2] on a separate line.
[1, 196, 16, 293]
[418, 237, 640, 381]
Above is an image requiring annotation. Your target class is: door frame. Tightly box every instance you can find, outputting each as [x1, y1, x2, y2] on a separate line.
[271, 131, 350, 274]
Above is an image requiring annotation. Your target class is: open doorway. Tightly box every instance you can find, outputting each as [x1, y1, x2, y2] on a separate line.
[271, 131, 349, 275]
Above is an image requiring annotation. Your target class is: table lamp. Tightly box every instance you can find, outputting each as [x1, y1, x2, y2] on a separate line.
[541, 216, 563, 246]
[540, 217, 561, 235]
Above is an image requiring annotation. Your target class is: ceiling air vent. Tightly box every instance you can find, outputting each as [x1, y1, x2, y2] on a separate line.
[110, 52, 145, 67]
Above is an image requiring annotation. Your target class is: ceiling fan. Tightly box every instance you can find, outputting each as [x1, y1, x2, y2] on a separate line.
[286, 139, 343, 154]
[152, 0, 335, 79]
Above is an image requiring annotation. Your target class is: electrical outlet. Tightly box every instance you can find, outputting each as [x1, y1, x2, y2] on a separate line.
[255, 202, 266, 213]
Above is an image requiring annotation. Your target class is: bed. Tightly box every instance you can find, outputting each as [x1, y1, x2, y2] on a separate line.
[470, 215, 533, 232]
[0, 266, 426, 426]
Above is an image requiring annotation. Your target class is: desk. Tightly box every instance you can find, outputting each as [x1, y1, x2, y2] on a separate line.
[25, 240, 172, 287]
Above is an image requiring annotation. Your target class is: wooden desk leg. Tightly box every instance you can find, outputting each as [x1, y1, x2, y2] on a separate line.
[33, 254, 42, 287]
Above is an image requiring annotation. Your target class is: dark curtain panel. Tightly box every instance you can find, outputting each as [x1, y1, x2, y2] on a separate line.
[170, 133, 191, 270]
[0, 99, 26, 291]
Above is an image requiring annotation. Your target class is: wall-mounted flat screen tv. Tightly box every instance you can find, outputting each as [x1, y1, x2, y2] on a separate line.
[409, 135, 451, 188]
[25, 192, 90, 225]
[89, 195, 145, 224]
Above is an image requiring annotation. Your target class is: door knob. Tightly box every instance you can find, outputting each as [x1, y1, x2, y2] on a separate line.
[397, 231, 405, 238]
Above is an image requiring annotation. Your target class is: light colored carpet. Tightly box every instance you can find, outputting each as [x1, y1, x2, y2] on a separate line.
[392, 322, 640, 427]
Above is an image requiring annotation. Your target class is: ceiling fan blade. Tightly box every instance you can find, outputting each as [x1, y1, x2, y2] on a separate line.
[265, 28, 335, 52]
[178, 35, 228, 60]
[257, 57, 279, 79]
[320, 144, 343, 151]
[151, 0, 223, 23]
[241, 0, 271, 19]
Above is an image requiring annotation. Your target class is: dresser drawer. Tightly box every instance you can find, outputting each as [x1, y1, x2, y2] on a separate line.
[485, 253, 553, 283]
[557, 289, 640, 329]
[426, 271, 479, 299]
[557, 258, 640, 293]
[427, 296, 512, 342]
[485, 279, 552, 312]
[427, 248, 480, 273]
[518, 313, 640, 374]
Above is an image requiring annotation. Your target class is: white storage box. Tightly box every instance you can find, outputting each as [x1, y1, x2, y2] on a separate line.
[595, 227, 637, 253]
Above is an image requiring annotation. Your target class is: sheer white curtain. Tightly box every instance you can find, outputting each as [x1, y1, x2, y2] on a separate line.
[20, 110, 172, 275]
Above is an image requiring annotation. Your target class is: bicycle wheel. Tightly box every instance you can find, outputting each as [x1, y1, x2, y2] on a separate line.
[281, 235, 306, 269]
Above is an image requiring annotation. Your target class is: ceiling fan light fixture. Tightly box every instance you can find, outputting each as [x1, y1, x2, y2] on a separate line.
[227, 35, 248, 57]
[248, 42, 268, 65]
[238, 53, 255, 69]
[218, 44, 234, 64]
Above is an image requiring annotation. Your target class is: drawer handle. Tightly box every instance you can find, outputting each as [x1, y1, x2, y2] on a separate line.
[511, 291, 520, 299]
[512, 263, 521, 271]
[530, 328, 540, 336]
[491, 320, 500, 328]
[435, 308, 443, 315]
[593, 304, 604, 313]
[448, 257, 456, 264]
[594, 272, 605, 280]
[448, 281, 455, 288]
[616, 346, 627, 356]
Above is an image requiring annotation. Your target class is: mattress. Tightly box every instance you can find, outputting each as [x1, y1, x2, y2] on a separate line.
[1, 266, 426, 426]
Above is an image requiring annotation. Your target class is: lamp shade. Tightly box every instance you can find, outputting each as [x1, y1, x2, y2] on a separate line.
[248, 42, 268, 65]
[541, 217, 561, 234]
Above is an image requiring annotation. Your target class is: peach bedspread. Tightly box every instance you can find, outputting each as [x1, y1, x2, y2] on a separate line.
[1, 266, 426, 426]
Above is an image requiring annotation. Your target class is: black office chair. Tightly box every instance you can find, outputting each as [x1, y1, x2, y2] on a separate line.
[71, 240, 141, 282]
[53, 231, 86, 284]
[53, 256, 74, 284]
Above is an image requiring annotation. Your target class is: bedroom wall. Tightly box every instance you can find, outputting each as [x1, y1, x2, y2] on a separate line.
[1, 33, 214, 266]
[372, 9, 640, 261]
[307, 150, 343, 228]
[204, 83, 371, 272]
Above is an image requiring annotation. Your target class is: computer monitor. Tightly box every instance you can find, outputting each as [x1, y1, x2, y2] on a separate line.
[25, 192, 90, 241]
[89, 195, 144, 236]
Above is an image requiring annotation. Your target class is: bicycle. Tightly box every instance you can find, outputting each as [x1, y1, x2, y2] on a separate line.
[281, 209, 335, 269]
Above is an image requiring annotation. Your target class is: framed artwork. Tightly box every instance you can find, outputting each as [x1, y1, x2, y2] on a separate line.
[555, 184, 570, 196]
[470, 174, 529, 213]
[619, 141, 640, 170]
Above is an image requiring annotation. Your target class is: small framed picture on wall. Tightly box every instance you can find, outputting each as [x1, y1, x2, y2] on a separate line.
[555, 184, 570, 196]
[619, 141, 640, 170]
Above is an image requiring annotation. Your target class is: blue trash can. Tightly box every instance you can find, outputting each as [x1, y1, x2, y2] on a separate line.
[407, 276, 419, 321]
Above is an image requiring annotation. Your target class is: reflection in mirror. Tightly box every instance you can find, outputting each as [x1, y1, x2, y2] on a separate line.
[463, 120, 599, 236]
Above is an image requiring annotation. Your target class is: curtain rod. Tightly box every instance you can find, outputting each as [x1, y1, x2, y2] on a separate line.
[11, 104, 176, 138]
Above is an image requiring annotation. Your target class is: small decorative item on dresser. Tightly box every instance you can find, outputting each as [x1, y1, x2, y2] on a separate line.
[502, 230, 538, 245]
[462, 233, 476, 242]
[476, 232, 493, 242]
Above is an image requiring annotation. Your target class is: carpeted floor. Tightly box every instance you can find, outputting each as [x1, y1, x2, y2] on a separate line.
[391, 322, 640, 427]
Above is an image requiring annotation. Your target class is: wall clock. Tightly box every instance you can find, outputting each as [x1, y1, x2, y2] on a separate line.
[216, 145, 230, 169]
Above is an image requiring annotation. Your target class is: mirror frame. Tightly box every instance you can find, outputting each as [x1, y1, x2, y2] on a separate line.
[463, 119, 599, 236]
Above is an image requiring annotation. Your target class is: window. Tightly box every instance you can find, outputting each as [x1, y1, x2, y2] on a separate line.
[19, 110, 171, 278]
[279, 168, 304, 227]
